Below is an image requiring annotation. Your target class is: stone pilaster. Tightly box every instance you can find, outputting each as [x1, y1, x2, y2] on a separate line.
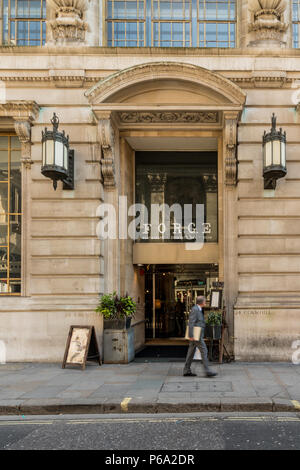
[10, 102, 39, 297]
[223, 111, 240, 186]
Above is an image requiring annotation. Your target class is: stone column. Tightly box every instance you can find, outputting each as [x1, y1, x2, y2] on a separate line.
[96, 112, 120, 294]
[222, 111, 240, 353]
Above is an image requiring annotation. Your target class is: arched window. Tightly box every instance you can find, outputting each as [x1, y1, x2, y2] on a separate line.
[2, 0, 46, 46]
[106, 0, 236, 47]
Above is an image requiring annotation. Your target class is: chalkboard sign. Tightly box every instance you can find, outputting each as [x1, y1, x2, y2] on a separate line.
[62, 325, 101, 370]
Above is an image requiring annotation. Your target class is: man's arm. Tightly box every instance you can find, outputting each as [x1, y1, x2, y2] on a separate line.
[188, 306, 197, 339]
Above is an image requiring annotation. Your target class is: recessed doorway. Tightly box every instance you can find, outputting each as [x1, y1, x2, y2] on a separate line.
[144, 264, 219, 344]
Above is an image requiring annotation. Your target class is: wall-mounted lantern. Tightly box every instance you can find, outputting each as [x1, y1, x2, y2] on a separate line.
[41, 113, 74, 190]
[263, 113, 287, 190]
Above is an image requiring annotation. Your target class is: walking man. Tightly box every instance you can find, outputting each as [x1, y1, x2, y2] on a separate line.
[183, 296, 217, 378]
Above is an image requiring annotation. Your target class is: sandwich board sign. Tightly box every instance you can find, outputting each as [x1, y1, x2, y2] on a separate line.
[62, 325, 101, 370]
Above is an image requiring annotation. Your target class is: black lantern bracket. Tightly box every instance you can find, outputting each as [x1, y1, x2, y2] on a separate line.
[41, 113, 75, 191]
[263, 113, 287, 190]
[62, 149, 74, 190]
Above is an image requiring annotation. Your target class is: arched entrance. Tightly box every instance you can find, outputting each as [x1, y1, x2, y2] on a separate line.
[86, 62, 246, 352]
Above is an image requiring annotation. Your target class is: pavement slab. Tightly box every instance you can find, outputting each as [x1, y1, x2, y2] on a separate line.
[0, 362, 299, 415]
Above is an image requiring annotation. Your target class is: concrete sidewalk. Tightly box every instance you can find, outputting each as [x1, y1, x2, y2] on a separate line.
[0, 361, 300, 415]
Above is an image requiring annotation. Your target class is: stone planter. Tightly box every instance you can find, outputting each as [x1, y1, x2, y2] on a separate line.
[205, 325, 222, 340]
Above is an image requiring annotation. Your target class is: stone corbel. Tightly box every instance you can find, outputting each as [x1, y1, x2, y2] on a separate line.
[223, 112, 240, 186]
[0, 101, 39, 169]
[97, 113, 116, 190]
[14, 120, 33, 169]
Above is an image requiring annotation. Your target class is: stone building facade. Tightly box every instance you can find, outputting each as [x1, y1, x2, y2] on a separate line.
[0, 0, 300, 362]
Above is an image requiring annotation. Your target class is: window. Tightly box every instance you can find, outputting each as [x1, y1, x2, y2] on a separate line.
[293, 0, 300, 47]
[135, 152, 218, 243]
[0, 135, 22, 295]
[106, 0, 236, 47]
[199, 0, 236, 48]
[2, 0, 46, 46]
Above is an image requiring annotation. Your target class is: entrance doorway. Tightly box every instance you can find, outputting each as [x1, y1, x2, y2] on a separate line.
[144, 264, 219, 344]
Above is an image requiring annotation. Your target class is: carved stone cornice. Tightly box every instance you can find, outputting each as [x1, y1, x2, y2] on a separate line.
[86, 62, 246, 107]
[231, 73, 292, 89]
[0, 100, 39, 121]
[97, 113, 116, 190]
[48, 0, 89, 45]
[119, 111, 219, 124]
[223, 111, 240, 187]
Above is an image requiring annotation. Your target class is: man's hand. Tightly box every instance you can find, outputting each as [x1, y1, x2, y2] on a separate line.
[189, 338, 195, 342]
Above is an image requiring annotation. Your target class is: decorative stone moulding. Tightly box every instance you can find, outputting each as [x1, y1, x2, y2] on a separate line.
[248, 0, 288, 47]
[48, 0, 89, 45]
[119, 111, 219, 124]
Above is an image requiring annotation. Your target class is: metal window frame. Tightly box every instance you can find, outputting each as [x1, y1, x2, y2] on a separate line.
[293, 0, 300, 47]
[0, 134, 22, 296]
[105, 0, 237, 47]
[197, 0, 237, 48]
[3, 0, 46, 46]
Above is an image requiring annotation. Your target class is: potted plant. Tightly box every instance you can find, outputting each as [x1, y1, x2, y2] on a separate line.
[205, 311, 222, 340]
[96, 292, 137, 364]
[95, 292, 136, 330]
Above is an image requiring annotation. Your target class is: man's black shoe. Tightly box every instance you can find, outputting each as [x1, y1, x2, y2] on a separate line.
[183, 372, 197, 377]
[206, 372, 217, 378]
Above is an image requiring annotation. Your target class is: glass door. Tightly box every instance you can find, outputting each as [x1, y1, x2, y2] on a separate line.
[145, 264, 218, 340]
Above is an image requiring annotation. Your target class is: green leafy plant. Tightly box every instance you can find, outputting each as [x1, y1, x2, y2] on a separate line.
[95, 292, 136, 319]
[206, 311, 222, 326]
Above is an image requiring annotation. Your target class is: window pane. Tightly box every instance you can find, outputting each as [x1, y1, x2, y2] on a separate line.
[0, 152, 8, 181]
[7, 280, 21, 294]
[29, 0, 41, 18]
[0, 183, 8, 214]
[0, 246, 8, 280]
[10, 217, 22, 280]
[17, 0, 29, 18]
[10, 136, 21, 150]
[17, 21, 28, 45]
[29, 21, 41, 45]
[11, 0, 16, 18]
[0, 137, 8, 150]
[293, 1, 300, 48]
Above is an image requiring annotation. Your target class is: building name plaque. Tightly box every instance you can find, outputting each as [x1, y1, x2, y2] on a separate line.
[235, 310, 272, 316]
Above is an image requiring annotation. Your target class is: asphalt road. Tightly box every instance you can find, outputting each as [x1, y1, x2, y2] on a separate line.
[0, 413, 299, 451]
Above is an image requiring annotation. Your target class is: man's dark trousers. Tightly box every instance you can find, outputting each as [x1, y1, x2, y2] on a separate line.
[183, 327, 211, 374]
